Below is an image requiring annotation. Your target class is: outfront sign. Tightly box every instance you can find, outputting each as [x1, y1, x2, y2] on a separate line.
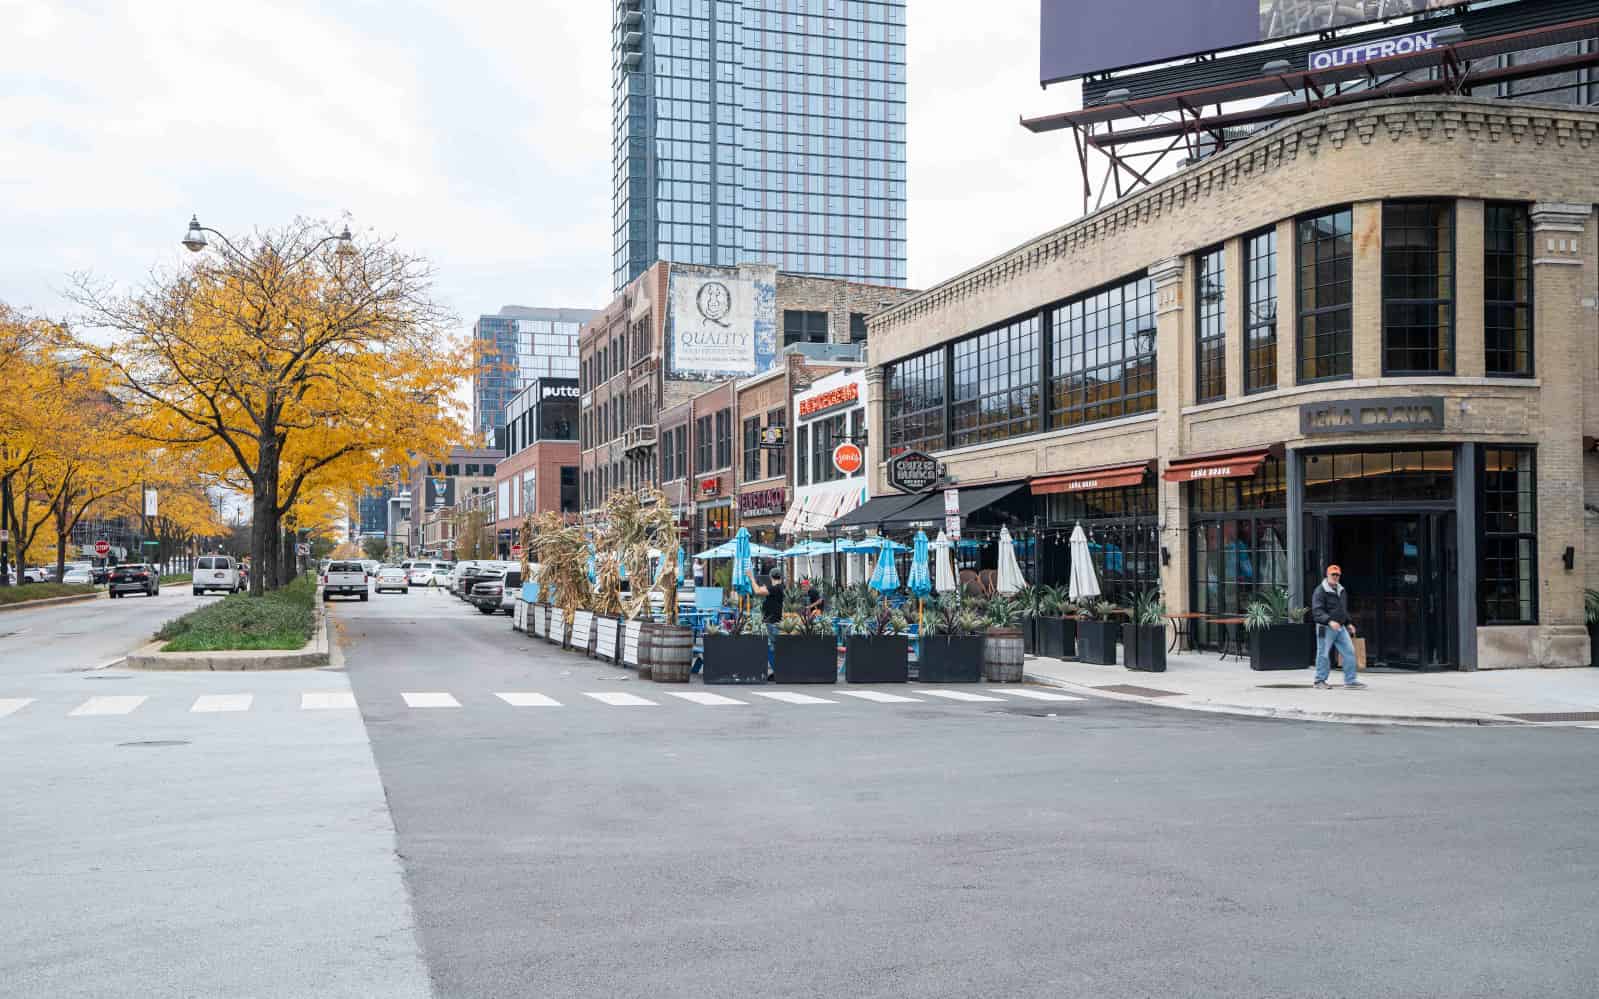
[887, 450, 940, 494]
[1300, 397, 1444, 435]
[1309, 28, 1451, 71]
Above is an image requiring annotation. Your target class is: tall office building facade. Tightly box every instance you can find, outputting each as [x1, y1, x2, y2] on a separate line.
[471, 306, 596, 446]
[611, 0, 907, 292]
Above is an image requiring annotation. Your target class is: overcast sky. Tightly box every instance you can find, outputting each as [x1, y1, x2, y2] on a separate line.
[2, 0, 1083, 335]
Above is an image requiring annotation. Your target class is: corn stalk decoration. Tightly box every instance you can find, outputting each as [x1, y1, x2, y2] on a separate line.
[526, 511, 591, 616]
[590, 488, 682, 622]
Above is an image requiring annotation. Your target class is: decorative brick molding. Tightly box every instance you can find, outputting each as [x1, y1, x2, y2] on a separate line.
[1531, 201, 1591, 268]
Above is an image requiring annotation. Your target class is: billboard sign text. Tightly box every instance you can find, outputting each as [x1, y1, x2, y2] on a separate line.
[665, 264, 777, 381]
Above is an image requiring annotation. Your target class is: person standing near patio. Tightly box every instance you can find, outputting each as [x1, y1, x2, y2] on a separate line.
[1311, 564, 1366, 690]
[747, 567, 786, 678]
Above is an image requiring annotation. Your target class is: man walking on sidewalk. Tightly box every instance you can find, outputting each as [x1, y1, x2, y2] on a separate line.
[1312, 564, 1366, 689]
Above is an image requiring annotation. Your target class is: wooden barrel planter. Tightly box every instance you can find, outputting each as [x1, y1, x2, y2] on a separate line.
[643, 623, 694, 683]
[982, 627, 1025, 682]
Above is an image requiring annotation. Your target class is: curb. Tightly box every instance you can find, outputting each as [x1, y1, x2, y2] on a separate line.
[0, 592, 104, 613]
[1022, 670, 1529, 728]
[125, 609, 330, 671]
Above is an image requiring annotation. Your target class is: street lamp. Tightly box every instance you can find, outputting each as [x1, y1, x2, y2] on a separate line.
[181, 214, 356, 260]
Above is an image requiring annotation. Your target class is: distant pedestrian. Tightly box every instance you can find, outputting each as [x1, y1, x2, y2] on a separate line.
[746, 567, 786, 679]
[1311, 564, 1365, 689]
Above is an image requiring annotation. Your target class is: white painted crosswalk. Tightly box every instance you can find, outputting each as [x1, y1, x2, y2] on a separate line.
[0, 686, 1088, 720]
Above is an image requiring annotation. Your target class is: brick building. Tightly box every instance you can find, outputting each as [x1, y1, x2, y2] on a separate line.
[407, 445, 501, 558]
[865, 96, 1599, 671]
[490, 377, 581, 556]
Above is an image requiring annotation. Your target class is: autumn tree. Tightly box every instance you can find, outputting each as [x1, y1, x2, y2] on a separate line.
[68, 219, 467, 594]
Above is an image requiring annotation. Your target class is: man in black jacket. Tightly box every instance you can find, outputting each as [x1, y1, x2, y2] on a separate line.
[1311, 564, 1366, 689]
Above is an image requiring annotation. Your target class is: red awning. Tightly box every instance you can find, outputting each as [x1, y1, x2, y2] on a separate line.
[1031, 460, 1154, 496]
[1162, 447, 1276, 483]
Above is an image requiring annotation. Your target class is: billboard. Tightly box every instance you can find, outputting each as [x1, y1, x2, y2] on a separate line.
[425, 476, 455, 510]
[1042, 0, 1461, 85]
[665, 263, 777, 381]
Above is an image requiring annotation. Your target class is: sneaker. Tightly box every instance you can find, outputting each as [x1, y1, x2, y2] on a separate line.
[1312, 680, 1328, 689]
[1342, 681, 1367, 689]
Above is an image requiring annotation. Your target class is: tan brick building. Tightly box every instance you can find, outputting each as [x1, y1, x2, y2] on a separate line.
[865, 96, 1599, 670]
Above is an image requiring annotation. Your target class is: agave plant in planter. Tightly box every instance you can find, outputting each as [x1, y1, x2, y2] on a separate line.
[1075, 598, 1122, 665]
[1014, 585, 1042, 655]
[1243, 586, 1313, 671]
[702, 607, 769, 684]
[1586, 589, 1599, 668]
[918, 594, 986, 683]
[1121, 589, 1167, 672]
[774, 608, 838, 683]
[979, 593, 1026, 683]
[1033, 584, 1077, 659]
[845, 598, 910, 683]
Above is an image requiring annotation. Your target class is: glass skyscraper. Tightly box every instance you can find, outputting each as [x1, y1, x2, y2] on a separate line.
[611, 0, 907, 293]
[471, 306, 595, 445]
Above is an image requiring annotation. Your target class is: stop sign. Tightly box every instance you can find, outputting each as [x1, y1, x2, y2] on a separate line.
[94, 540, 110, 556]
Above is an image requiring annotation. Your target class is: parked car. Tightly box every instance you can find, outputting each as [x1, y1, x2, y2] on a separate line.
[19, 567, 49, 584]
[109, 563, 160, 598]
[322, 560, 369, 602]
[407, 561, 447, 587]
[373, 566, 409, 594]
[448, 561, 483, 597]
[192, 556, 241, 595]
[61, 566, 95, 585]
[469, 570, 520, 615]
[360, 559, 380, 578]
[459, 561, 517, 602]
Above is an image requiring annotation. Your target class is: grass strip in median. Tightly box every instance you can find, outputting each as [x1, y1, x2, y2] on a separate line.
[156, 575, 316, 652]
[0, 583, 98, 606]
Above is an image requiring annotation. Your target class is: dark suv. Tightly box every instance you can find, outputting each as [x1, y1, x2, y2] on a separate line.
[108, 563, 160, 598]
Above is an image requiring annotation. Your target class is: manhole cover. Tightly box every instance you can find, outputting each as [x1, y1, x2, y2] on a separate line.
[1504, 711, 1599, 723]
[117, 740, 190, 748]
[1094, 684, 1183, 698]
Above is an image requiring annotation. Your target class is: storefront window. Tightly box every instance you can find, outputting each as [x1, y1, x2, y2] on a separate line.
[1190, 456, 1288, 649]
[1195, 246, 1225, 403]
[1043, 481, 1158, 605]
[743, 416, 761, 481]
[1479, 447, 1537, 625]
[885, 349, 945, 455]
[695, 415, 713, 473]
[1485, 202, 1533, 377]
[1049, 275, 1158, 427]
[951, 315, 1041, 447]
[701, 505, 732, 547]
[1296, 207, 1353, 383]
[1382, 200, 1454, 375]
[1244, 228, 1278, 394]
[766, 407, 786, 477]
[1303, 449, 1454, 505]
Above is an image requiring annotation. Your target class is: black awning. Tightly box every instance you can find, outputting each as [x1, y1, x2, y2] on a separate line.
[877, 481, 1028, 528]
[828, 491, 925, 530]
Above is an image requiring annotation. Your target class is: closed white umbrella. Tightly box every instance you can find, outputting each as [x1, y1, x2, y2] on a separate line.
[1067, 523, 1101, 604]
[996, 526, 1027, 594]
[934, 530, 957, 594]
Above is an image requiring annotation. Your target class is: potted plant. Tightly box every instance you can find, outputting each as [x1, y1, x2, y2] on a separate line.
[1121, 589, 1167, 672]
[981, 593, 1025, 683]
[845, 594, 909, 683]
[1244, 586, 1315, 671]
[774, 610, 838, 683]
[918, 594, 985, 683]
[702, 607, 769, 684]
[1015, 584, 1041, 655]
[1075, 599, 1121, 665]
[1035, 586, 1077, 659]
[1587, 589, 1599, 668]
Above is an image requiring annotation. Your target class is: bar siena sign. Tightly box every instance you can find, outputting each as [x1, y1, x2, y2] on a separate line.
[1300, 397, 1444, 436]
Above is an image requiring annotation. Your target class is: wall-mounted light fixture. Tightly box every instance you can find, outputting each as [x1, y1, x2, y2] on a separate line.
[1563, 546, 1575, 571]
[1160, 546, 1171, 567]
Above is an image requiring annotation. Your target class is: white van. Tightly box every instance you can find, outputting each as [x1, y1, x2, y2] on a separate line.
[193, 555, 241, 596]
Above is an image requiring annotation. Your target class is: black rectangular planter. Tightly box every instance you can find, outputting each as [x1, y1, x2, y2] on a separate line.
[917, 636, 983, 683]
[1036, 617, 1077, 659]
[1022, 619, 1036, 655]
[845, 636, 909, 683]
[702, 634, 769, 684]
[1121, 623, 1167, 672]
[1589, 623, 1599, 668]
[774, 635, 838, 684]
[1076, 620, 1119, 665]
[1249, 622, 1316, 671]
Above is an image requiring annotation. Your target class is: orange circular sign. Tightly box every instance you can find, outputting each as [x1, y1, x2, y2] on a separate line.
[832, 442, 863, 475]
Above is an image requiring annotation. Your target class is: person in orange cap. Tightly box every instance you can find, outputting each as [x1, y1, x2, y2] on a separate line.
[1311, 564, 1365, 689]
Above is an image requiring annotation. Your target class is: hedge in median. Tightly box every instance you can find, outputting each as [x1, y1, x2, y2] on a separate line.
[155, 574, 316, 652]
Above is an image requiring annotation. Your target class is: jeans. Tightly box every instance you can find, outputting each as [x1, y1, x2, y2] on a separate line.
[1315, 624, 1359, 685]
[767, 622, 779, 670]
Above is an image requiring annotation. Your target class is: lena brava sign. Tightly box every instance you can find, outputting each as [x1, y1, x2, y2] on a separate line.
[1299, 397, 1444, 435]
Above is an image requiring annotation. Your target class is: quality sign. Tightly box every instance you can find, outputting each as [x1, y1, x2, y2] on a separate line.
[1310, 28, 1448, 71]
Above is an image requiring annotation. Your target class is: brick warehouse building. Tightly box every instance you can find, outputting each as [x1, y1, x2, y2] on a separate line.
[864, 97, 1599, 671]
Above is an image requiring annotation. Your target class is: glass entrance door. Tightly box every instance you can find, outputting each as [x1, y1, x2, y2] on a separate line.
[1312, 513, 1453, 669]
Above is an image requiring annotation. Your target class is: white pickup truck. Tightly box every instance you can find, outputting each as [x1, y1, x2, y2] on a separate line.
[321, 560, 369, 602]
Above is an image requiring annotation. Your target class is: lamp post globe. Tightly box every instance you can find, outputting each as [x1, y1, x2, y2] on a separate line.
[181, 215, 208, 253]
[334, 225, 356, 257]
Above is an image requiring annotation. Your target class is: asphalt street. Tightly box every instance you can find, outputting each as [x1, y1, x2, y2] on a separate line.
[338, 587, 1599, 999]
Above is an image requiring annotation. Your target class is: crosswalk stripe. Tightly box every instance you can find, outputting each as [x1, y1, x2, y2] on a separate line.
[301, 692, 357, 710]
[920, 690, 1005, 702]
[838, 690, 922, 703]
[191, 694, 253, 713]
[0, 698, 35, 719]
[749, 691, 836, 705]
[402, 691, 461, 708]
[583, 692, 658, 707]
[666, 691, 748, 706]
[496, 692, 563, 707]
[1002, 689, 1083, 702]
[69, 695, 147, 717]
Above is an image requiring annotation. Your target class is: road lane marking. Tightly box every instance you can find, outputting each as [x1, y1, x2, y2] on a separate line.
[0, 698, 35, 719]
[191, 694, 253, 713]
[919, 690, 1005, 702]
[837, 690, 922, 703]
[583, 692, 658, 706]
[496, 692, 563, 707]
[749, 691, 835, 705]
[69, 695, 147, 717]
[1001, 689, 1084, 702]
[666, 691, 748, 706]
[301, 692, 358, 710]
[402, 692, 461, 708]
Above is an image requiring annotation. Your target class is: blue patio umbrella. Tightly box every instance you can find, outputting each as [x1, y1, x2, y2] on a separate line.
[906, 530, 932, 599]
[731, 527, 754, 598]
[676, 546, 687, 585]
[868, 536, 901, 594]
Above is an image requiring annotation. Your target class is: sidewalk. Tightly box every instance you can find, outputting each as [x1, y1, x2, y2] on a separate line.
[1023, 649, 1599, 726]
